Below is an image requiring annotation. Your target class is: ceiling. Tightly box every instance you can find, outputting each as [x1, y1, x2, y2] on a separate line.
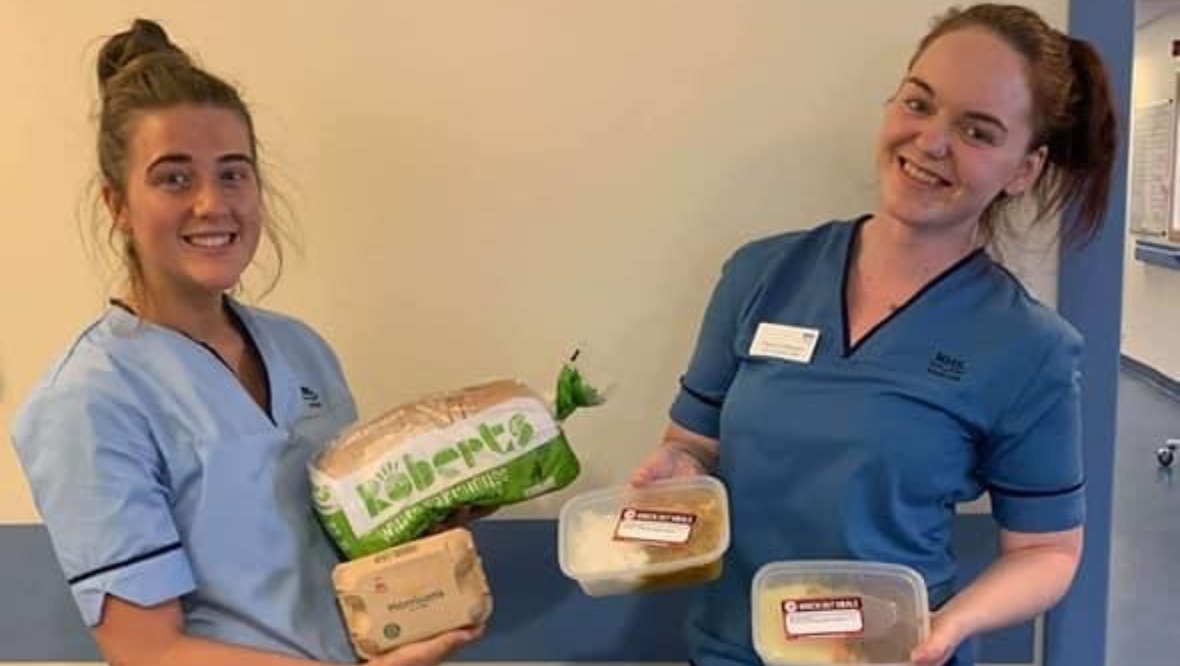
[1138, 0, 1180, 27]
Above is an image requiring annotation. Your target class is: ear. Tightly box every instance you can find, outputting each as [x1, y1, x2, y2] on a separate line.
[1003, 144, 1048, 196]
[102, 185, 130, 232]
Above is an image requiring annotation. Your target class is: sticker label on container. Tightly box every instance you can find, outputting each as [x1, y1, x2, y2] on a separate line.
[782, 596, 864, 638]
[613, 508, 696, 545]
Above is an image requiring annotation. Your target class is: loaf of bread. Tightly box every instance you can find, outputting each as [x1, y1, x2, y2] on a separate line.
[311, 379, 581, 558]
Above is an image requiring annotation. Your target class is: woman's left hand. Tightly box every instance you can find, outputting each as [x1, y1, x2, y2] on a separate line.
[909, 610, 964, 666]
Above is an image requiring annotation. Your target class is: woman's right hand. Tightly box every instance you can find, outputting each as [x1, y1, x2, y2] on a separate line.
[629, 445, 707, 487]
[629, 423, 719, 487]
[365, 624, 485, 666]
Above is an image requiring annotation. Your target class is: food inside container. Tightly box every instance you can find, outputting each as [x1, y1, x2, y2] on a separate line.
[333, 527, 492, 659]
[751, 560, 929, 665]
[558, 475, 730, 596]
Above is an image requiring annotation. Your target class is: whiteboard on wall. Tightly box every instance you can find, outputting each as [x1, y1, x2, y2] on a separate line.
[1173, 74, 1180, 242]
[1130, 98, 1174, 237]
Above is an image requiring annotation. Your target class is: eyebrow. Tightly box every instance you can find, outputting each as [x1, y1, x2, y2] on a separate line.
[902, 76, 1009, 134]
[147, 153, 255, 171]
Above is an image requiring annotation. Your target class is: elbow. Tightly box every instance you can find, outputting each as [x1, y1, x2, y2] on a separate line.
[98, 641, 183, 666]
[999, 525, 1085, 592]
[1057, 526, 1085, 581]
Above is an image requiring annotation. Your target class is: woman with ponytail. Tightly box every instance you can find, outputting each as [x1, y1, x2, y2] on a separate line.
[630, 4, 1118, 666]
[12, 19, 482, 666]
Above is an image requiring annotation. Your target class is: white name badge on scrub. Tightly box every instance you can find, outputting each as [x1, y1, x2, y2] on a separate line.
[749, 322, 820, 364]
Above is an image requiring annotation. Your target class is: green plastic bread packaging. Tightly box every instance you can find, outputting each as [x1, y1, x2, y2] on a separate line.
[311, 360, 604, 559]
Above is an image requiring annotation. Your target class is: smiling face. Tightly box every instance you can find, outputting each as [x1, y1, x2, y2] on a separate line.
[108, 104, 261, 305]
[875, 28, 1047, 239]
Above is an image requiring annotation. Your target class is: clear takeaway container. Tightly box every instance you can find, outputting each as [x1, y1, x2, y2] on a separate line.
[751, 560, 930, 665]
[558, 475, 730, 596]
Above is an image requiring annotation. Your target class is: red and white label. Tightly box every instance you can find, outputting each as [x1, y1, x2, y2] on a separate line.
[613, 508, 697, 545]
[782, 596, 864, 638]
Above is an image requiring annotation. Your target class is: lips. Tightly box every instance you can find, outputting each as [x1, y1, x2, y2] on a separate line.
[182, 232, 238, 248]
[898, 157, 951, 187]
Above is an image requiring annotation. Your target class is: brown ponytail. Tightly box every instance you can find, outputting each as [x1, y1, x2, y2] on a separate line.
[1038, 37, 1118, 245]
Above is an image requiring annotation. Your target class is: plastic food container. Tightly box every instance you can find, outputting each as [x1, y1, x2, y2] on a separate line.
[751, 560, 930, 665]
[557, 475, 730, 596]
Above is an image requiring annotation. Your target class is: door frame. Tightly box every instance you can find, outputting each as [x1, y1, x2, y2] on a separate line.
[1053, 1, 1132, 665]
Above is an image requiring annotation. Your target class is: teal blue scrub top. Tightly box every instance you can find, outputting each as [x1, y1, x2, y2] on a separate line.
[13, 300, 359, 662]
[671, 218, 1085, 666]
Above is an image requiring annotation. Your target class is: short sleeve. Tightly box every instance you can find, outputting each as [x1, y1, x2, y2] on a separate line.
[670, 246, 767, 438]
[12, 382, 195, 626]
[981, 329, 1085, 532]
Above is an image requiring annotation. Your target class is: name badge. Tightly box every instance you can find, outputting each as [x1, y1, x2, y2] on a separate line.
[749, 322, 820, 364]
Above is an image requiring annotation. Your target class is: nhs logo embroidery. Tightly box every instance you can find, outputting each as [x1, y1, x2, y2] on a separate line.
[927, 352, 967, 381]
[300, 385, 324, 409]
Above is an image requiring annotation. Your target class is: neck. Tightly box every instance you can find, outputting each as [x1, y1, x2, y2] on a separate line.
[856, 213, 980, 284]
[125, 287, 234, 343]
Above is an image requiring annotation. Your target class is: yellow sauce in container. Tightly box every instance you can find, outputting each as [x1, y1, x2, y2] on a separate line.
[751, 561, 929, 665]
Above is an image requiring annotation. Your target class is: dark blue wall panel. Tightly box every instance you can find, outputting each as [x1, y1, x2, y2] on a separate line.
[0, 518, 1032, 662]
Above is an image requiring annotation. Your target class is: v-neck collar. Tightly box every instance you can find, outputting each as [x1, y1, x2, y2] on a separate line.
[108, 297, 276, 424]
[838, 217, 986, 358]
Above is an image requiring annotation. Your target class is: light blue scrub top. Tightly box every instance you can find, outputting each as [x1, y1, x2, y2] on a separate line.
[671, 219, 1085, 666]
[13, 300, 359, 662]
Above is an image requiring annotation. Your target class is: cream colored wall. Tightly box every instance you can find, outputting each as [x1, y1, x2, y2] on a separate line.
[1126, 9, 1180, 379]
[0, 1, 1069, 664]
